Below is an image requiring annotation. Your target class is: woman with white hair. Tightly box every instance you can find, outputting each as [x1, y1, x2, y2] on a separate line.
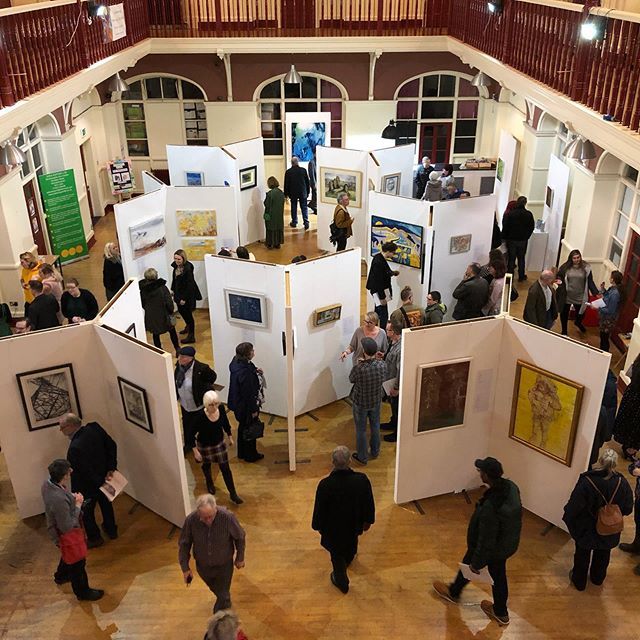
[102, 242, 124, 301]
[422, 170, 444, 202]
[563, 448, 633, 591]
[193, 391, 243, 505]
[203, 609, 248, 640]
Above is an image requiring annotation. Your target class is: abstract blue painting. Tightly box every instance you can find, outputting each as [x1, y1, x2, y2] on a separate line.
[370, 215, 423, 269]
[291, 122, 326, 162]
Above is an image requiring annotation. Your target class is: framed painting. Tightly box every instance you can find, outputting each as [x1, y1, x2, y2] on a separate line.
[118, 377, 153, 433]
[224, 289, 268, 328]
[185, 171, 204, 186]
[291, 122, 326, 162]
[370, 215, 423, 269]
[129, 215, 167, 259]
[381, 173, 401, 196]
[320, 167, 363, 208]
[176, 209, 217, 237]
[313, 303, 342, 327]
[496, 157, 505, 182]
[16, 364, 81, 431]
[545, 186, 554, 209]
[509, 360, 584, 466]
[449, 234, 472, 254]
[414, 359, 471, 434]
[239, 165, 257, 191]
[181, 237, 216, 261]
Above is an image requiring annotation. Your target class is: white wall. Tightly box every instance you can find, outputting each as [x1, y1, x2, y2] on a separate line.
[166, 145, 235, 187]
[206, 103, 260, 147]
[369, 144, 415, 199]
[543, 154, 570, 268]
[97, 278, 147, 342]
[494, 130, 520, 225]
[430, 195, 496, 318]
[344, 101, 396, 152]
[289, 249, 362, 414]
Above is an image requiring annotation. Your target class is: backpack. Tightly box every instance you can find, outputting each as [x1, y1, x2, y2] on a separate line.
[585, 476, 624, 536]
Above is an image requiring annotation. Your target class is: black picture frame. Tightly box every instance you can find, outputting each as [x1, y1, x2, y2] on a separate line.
[117, 376, 153, 433]
[239, 165, 257, 191]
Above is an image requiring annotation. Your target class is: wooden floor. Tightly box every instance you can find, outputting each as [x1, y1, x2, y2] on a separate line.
[0, 210, 635, 639]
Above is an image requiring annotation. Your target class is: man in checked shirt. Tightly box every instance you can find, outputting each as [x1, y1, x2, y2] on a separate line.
[179, 494, 246, 612]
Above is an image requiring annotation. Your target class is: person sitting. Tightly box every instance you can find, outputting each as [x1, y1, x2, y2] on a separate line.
[424, 291, 447, 324]
[27, 280, 60, 330]
[443, 183, 463, 200]
[235, 246, 256, 261]
[218, 249, 232, 257]
[61, 278, 99, 324]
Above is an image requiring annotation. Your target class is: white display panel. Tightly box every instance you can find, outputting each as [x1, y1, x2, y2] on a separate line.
[543, 154, 570, 269]
[369, 144, 415, 199]
[166, 145, 236, 187]
[494, 130, 520, 225]
[142, 170, 164, 194]
[97, 278, 147, 343]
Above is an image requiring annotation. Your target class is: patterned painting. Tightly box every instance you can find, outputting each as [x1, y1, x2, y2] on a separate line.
[370, 215, 423, 269]
[176, 210, 217, 237]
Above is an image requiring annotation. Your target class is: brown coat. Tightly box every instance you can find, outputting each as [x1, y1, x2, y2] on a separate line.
[333, 205, 353, 238]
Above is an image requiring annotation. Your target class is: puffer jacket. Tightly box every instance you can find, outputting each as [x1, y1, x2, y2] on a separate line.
[423, 179, 444, 202]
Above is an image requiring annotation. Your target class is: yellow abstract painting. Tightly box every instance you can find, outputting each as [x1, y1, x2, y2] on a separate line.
[509, 360, 584, 466]
[181, 238, 216, 261]
[176, 209, 217, 237]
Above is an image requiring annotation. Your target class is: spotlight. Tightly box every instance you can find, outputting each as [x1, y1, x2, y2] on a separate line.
[488, 0, 503, 15]
[381, 120, 397, 140]
[284, 65, 302, 85]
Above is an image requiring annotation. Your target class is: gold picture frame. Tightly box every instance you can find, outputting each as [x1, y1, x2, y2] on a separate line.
[509, 360, 584, 466]
[320, 167, 363, 208]
[313, 303, 342, 326]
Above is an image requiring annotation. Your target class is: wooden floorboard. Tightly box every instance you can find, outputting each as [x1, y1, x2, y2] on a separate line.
[0, 210, 634, 639]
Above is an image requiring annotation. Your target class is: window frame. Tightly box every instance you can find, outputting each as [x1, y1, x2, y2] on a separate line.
[607, 168, 640, 269]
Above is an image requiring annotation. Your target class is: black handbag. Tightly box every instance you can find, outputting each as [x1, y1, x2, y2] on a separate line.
[242, 416, 265, 441]
[329, 222, 345, 245]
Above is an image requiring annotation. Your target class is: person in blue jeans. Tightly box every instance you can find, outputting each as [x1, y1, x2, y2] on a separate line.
[283, 156, 310, 230]
[348, 337, 386, 465]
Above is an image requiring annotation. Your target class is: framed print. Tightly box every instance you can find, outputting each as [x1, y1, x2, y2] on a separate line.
[414, 359, 471, 435]
[509, 360, 584, 466]
[224, 289, 268, 328]
[370, 215, 423, 269]
[496, 157, 505, 182]
[320, 167, 363, 209]
[449, 234, 472, 254]
[239, 165, 257, 191]
[129, 215, 167, 259]
[181, 237, 216, 261]
[185, 171, 204, 186]
[381, 173, 401, 196]
[545, 185, 554, 209]
[313, 303, 342, 326]
[16, 364, 81, 431]
[117, 377, 153, 433]
[176, 209, 217, 237]
[291, 122, 326, 162]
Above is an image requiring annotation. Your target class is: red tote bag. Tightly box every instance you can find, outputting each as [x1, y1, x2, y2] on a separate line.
[59, 527, 88, 564]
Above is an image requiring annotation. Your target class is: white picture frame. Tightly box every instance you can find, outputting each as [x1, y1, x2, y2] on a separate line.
[223, 288, 268, 328]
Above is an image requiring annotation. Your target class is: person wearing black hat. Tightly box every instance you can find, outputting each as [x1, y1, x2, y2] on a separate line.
[433, 457, 522, 627]
[175, 346, 217, 455]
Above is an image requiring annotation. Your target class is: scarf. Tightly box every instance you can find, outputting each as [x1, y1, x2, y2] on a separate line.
[176, 360, 194, 388]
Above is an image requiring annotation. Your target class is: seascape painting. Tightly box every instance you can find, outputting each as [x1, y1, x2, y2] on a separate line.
[129, 216, 167, 259]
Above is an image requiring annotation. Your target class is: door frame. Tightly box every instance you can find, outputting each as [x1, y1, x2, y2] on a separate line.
[419, 122, 453, 167]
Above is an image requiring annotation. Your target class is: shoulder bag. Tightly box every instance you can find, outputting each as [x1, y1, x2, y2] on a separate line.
[585, 476, 624, 536]
[58, 526, 88, 564]
[242, 416, 265, 441]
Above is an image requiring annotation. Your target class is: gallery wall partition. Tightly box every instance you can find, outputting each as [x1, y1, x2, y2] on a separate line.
[316, 145, 370, 253]
[166, 145, 236, 188]
[97, 278, 147, 342]
[285, 111, 331, 169]
[369, 144, 416, 200]
[366, 192, 433, 316]
[543, 154, 570, 269]
[430, 195, 496, 319]
[288, 248, 362, 415]
[494, 130, 520, 225]
[142, 170, 165, 194]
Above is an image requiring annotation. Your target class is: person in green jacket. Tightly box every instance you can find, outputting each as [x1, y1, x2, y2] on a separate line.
[263, 175, 285, 249]
[424, 290, 447, 324]
[433, 457, 522, 627]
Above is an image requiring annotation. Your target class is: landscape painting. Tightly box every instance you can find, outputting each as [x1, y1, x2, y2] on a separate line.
[181, 237, 216, 261]
[176, 210, 217, 237]
[291, 122, 326, 162]
[129, 215, 167, 259]
[314, 304, 342, 327]
[321, 167, 363, 208]
[370, 215, 423, 269]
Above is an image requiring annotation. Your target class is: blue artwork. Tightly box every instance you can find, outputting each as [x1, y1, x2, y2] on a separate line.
[185, 171, 204, 186]
[370, 215, 423, 269]
[224, 289, 267, 328]
[291, 122, 326, 162]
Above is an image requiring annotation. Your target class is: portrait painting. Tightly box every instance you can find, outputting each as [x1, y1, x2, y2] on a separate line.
[449, 234, 472, 254]
[17, 364, 81, 431]
[118, 377, 153, 433]
[129, 215, 167, 259]
[181, 237, 216, 261]
[509, 360, 584, 466]
[224, 289, 268, 328]
[314, 304, 342, 327]
[239, 165, 257, 191]
[291, 122, 326, 162]
[370, 215, 423, 269]
[381, 173, 401, 196]
[321, 168, 363, 208]
[176, 209, 217, 237]
[185, 171, 204, 186]
[415, 359, 470, 434]
[496, 157, 505, 182]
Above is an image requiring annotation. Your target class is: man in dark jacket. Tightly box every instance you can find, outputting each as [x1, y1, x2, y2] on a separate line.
[308, 152, 318, 213]
[175, 346, 217, 454]
[283, 156, 310, 230]
[27, 280, 60, 330]
[312, 446, 375, 594]
[452, 264, 489, 320]
[60, 413, 118, 547]
[414, 156, 435, 198]
[434, 457, 522, 626]
[501, 195, 535, 282]
[523, 270, 558, 329]
[366, 242, 399, 330]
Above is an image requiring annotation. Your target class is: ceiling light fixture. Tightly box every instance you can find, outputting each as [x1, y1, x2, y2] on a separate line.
[471, 71, 491, 88]
[284, 65, 302, 85]
[0, 140, 27, 167]
[107, 72, 129, 93]
[487, 0, 503, 15]
[381, 120, 397, 140]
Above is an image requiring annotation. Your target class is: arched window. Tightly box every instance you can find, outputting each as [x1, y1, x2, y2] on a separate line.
[121, 75, 208, 156]
[255, 74, 346, 157]
[395, 73, 481, 163]
[17, 122, 45, 182]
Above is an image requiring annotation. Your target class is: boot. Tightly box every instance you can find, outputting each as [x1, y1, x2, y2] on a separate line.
[179, 327, 189, 335]
[181, 333, 196, 344]
[619, 536, 640, 553]
[220, 463, 242, 504]
[202, 464, 216, 495]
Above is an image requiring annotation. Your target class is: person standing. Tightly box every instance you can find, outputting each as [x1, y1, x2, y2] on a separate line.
[556, 249, 599, 335]
[340, 312, 388, 367]
[41, 458, 104, 601]
[263, 176, 285, 249]
[482, 260, 506, 316]
[331, 194, 354, 252]
[619, 456, 640, 565]
[590, 270, 624, 352]
[381, 320, 402, 443]
[312, 446, 375, 594]
[422, 171, 444, 202]
[612, 355, 640, 458]
[563, 449, 633, 591]
[139, 267, 180, 356]
[175, 346, 217, 455]
[171, 249, 202, 345]
[19, 251, 42, 315]
[283, 156, 310, 230]
[60, 413, 118, 548]
[424, 291, 447, 324]
[433, 457, 522, 627]
[452, 263, 489, 320]
[39, 264, 64, 324]
[390, 285, 425, 328]
[440, 164, 455, 189]
[365, 241, 398, 329]
[501, 196, 535, 282]
[414, 156, 435, 199]
[228, 342, 264, 463]
[27, 280, 60, 330]
[523, 270, 558, 329]
[103, 242, 125, 301]
[60, 278, 99, 324]
[308, 152, 318, 213]
[179, 494, 246, 613]
[348, 337, 386, 465]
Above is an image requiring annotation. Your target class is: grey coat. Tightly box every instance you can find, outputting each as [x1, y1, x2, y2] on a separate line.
[422, 179, 444, 202]
[41, 479, 81, 544]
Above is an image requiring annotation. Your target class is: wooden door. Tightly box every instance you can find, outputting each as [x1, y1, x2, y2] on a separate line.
[616, 230, 640, 334]
[419, 123, 452, 166]
[23, 179, 47, 254]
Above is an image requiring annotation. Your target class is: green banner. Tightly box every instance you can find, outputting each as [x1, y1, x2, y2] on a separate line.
[38, 169, 88, 264]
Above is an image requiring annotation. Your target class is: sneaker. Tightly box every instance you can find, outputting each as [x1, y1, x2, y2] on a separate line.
[383, 433, 397, 442]
[351, 453, 367, 466]
[87, 537, 104, 549]
[77, 588, 105, 601]
[432, 581, 458, 604]
[480, 600, 509, 626]
[330, 572, 349, 594]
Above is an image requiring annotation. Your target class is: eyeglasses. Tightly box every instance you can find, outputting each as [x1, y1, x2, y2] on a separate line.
[364, 320, 375, 325]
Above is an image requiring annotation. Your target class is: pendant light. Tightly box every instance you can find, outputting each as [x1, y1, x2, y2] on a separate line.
[579, 138, 596, 161]
[561, 136, 579, 158]
[284, 65, 302, 85]
[0, 141, 27, 167]
[107, 72, 129, 93]
[381, 120, 397, 140]
[471, 71, 491, 88]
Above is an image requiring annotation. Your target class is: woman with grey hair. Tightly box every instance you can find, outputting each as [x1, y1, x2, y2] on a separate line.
[563, 448, 633, 591]
[331, 193, 353, 251]
[340, 311, 388, 367]
[139, 267, 180, 355]
[422, 170, 444, 202]
[203, 609, 248, 640]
